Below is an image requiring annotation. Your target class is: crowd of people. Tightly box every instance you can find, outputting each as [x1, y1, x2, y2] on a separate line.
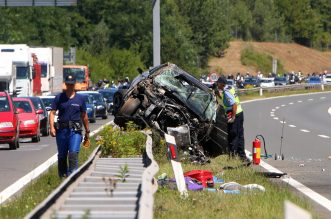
[201, 69, 330, 88]
[91, 77, 131, 90]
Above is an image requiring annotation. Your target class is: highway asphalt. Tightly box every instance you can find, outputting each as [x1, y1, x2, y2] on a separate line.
[0, 116, 114, 192]
[244, 91, 331, 217]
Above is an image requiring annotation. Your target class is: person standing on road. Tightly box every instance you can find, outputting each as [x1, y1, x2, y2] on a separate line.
[215, 76, 249, 164]
[49, 74, 90, 177]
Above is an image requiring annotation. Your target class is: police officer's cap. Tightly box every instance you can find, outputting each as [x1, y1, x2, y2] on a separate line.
[217, 76, 227, 84]
[65, 74, 76, 84]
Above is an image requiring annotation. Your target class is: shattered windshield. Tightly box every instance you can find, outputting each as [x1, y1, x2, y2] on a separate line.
[154, 68, 217, 121]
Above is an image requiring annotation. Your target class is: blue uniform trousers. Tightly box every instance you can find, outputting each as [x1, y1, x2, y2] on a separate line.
[227, 112, 246, 159]
[56, 128, 82, 177]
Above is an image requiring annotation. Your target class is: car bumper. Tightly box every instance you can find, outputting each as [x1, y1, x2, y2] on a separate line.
[19, 125, 38, 137]
[0, 128, 16, 143]
[96, 108, 107, 117]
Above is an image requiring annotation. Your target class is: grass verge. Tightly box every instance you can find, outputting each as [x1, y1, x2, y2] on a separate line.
[0, 137, 98, 219]
[154, 156, 319, 219]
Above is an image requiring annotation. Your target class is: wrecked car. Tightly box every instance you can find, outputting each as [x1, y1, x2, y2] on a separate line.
[113, 63, 228, 163]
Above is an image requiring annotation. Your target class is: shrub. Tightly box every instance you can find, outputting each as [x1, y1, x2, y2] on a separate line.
[97, 123, 146, 157]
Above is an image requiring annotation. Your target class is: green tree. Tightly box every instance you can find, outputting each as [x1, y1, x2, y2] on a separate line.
[176, 0, 230, 67]
[160, 0, 198, 73]
[229, 1, 253, 40]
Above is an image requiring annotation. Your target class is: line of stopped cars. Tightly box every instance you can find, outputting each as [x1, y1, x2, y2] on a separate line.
[112, 63, 229, 164]
[0, 88, 114, 149]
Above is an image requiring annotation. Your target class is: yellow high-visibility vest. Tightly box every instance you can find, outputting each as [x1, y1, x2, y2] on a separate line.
[218, 86, 243, 115]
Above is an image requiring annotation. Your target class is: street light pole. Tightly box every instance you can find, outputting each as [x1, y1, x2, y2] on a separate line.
[152, 0, 161, 67]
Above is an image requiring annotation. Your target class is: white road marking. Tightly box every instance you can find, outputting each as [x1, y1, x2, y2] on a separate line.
[320, 97, 326, 99]
[318, 135, 330, 139]
[241, 94, 331, 212]
[275, 106, 280, 109]
[270, 114, 275, 117]
[300, 129, 310, 133]
[308, 98, 313, 101]
[328, 107, 331, 115]
[297, 100, 302, 103]
[288, 125, 296, 128]
[289, 102, 294, 105]
[274, 117, 279, 120]
[272, 109, 276, 111]
[281, 104, 286, 107]
[245, 151, 331, 213]
[280, 121, 286, 124]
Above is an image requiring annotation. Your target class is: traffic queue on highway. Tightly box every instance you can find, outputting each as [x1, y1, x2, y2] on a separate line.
[201, 70, 331, 89]
[0, 85, 118, 150]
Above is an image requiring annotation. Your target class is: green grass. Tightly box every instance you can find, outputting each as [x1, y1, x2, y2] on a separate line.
[241, 46, 285, 75]
[154, 156, 319, 219]
[0, 137, 98, 219]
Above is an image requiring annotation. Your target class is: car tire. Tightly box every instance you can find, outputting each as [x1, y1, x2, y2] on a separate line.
[102, 114, 108, 119]
[9, 138, 19, 150]
[32, 135, 40, 142]
[42, 124, 50, 136]
[89, 118, 96, 123]
[118, 97, 141, 117]
[32, 127, 41, 142]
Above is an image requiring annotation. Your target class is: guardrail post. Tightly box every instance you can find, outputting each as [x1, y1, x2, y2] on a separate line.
[259, 87, 263, 96]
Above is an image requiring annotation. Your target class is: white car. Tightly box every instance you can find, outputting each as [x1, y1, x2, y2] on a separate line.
[323, 74, 331, 84]
[260, 78, 275, 88]
[39, 96, 58, 122]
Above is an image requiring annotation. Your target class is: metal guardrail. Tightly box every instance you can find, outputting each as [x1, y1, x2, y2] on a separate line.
[25, 131, 158, 219]
[24, 146, 100, 219]
[139, 131, 159, 219]
[238, 83, 331, 96]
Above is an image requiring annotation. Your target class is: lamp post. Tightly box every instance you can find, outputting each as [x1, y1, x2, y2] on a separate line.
[152, 0, 161, 67]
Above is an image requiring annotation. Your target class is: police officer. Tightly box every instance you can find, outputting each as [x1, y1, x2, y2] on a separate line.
[215, 76, 249, 164]
[49, 74, 90, 177]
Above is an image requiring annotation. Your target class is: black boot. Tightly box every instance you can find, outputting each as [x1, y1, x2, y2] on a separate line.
[68, 152, 79, 175]
[58, 158, 67, 177]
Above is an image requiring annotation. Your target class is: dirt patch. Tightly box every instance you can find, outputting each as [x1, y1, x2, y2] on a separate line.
[209, 41, 331, 76]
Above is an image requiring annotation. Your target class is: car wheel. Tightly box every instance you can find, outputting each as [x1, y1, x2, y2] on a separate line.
[89, 118, 96, 123]
[118, 97, 141, 117]
[9, 138, 19, 150]
[102, 114, 108, 119]
[42, 124, 50, 136]
[32, 127, 41, 142]
[113, 92, 124, 115]
[32, 135, 40, 142]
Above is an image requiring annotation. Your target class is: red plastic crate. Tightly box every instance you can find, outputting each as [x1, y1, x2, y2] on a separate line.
[184, 170, 213, 188]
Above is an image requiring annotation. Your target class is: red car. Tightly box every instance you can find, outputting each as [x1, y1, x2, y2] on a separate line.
[0, 92, 20, 149]
[13, 97, 42, 142]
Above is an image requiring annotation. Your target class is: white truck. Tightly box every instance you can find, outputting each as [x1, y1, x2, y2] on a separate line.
[0, 44, 33, 96]
[29, 47, 63, 95]
[0, 53, 16, 95]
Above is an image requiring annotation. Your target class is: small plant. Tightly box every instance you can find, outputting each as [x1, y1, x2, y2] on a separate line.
[116, 164, 129, 182]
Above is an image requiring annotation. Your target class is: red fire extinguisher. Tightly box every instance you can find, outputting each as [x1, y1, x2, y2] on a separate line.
[252, 137, 261, 165]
